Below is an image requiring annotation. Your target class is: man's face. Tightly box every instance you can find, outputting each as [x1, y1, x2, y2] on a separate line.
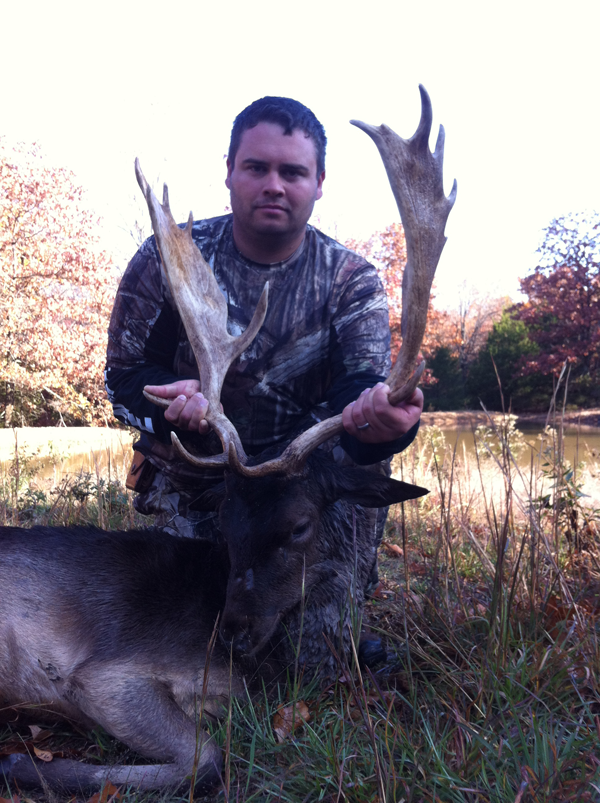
[226, 122, 325, 251]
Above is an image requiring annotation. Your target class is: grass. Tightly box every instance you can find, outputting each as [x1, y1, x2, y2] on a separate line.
[1, 404, 600, 803]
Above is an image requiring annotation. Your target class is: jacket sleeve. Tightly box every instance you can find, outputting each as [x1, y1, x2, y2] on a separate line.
[105, 241, 195, 444]
[326, 254, 420, 465]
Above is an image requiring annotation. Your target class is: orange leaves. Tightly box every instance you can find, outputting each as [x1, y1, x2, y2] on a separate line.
[381, 540, 403, 558]
[272, 700, 310, 743]
[86, 782, 122, 803]
[512, 212, 600, 387]
[31, 746, 53, 763]
[544, 593, 600, 641]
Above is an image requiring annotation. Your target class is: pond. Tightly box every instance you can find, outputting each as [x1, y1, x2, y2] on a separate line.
[432, 423, 600, 469]
[0, 428, 135, 487]
[2, 422, 600, 490]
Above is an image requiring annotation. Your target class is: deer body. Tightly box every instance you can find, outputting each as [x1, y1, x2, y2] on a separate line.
[0, 458, 422, 792]
[0, 526, 235, 791]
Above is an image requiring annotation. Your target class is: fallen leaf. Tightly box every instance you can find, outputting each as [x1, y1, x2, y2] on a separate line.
[33, 747, 53, 763]
[0, 796, 21, 803]
[28, 727, 53, 742]
[272, 701, 310, 743]
[407, 562, 428, 576]
[86, 783, 122, 803]
[382, 541, 404, 558]
[370, 583, 391, 599]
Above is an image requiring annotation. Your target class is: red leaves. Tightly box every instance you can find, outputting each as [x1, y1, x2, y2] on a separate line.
[511, 212, 600, 382]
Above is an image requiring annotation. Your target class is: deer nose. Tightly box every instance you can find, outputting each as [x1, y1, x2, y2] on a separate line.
[232, 568, 254, 592]
[220, 622, 252, 657]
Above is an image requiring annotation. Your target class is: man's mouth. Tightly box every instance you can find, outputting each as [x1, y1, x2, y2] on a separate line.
[256, 204, 288, 213]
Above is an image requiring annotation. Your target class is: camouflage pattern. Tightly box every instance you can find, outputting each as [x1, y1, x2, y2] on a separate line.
[105, 213, 419, 550]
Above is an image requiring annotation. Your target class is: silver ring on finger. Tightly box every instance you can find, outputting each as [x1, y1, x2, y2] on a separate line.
[357, 421, 370, 430]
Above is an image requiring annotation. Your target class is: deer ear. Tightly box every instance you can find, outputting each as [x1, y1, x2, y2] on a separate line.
[195, 481, 227, 510]
[324, 467, 428, 508]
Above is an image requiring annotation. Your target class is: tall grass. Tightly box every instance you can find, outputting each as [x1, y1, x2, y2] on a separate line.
[1, 411, 600, 802]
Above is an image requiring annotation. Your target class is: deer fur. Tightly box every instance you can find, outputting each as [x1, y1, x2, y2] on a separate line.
[0, 457, 424, 793]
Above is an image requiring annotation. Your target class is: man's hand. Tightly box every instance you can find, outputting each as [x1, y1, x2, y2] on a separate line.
[342, 383, 423, 443]
[144, 380, 210, 434]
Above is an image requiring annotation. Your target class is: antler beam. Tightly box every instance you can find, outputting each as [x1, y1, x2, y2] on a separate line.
[135, 159, 268, 467]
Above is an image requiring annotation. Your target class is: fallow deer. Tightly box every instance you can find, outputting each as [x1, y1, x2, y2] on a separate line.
[0, 85, 455, 793]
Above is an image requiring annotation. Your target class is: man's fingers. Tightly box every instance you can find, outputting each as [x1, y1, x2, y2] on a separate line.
[144, 379, 201, 399]
[163, 394, 188, 423]
[164, 393, 209, 433]
[343, 382, 423, 443]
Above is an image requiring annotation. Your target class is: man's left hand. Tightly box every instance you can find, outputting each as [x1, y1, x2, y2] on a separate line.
[342, 383, 423, 443]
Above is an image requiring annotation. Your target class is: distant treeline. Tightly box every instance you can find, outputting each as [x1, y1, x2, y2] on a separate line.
[2, 139, 599, 426]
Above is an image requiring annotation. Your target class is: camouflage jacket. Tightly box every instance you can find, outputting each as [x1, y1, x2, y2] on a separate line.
[105, 215, 417, 484]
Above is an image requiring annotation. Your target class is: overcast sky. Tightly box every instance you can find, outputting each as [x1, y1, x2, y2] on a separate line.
[2, 0, 598, 308]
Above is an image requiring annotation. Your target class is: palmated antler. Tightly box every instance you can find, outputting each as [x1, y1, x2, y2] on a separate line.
[135, 159, 268, 467]
[352, 85, 456, 404]
[224, 84, 457, 476]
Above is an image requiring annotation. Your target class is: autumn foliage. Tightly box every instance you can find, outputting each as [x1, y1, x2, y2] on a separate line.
[2, 136, 598, 425]
[347, 222, 446, 362]
[512, 213, 600, 405]
[0, 138, 116, 426]
[348, 224, 507, 408]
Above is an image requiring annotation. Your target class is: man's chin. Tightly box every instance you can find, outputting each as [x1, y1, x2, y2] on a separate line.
[250, 221, 294, 237]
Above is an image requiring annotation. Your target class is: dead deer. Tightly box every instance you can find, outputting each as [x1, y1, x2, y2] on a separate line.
[0, 85, 455, 793]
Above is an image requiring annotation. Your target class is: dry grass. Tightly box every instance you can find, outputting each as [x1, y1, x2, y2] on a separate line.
[1, 410, 600, 802]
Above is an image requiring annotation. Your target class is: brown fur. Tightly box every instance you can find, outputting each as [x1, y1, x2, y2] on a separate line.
[0, 458, 426, 793]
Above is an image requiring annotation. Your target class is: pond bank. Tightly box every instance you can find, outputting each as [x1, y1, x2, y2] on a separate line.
[422, 408, 600, 431]
[0, 427, 134, 462]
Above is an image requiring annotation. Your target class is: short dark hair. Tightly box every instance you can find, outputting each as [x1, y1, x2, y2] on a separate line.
[228, 96, 327, 176]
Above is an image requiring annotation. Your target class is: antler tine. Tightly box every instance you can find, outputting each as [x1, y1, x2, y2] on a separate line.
[232, 85, 456, 478]
[135, 159, 269, 468]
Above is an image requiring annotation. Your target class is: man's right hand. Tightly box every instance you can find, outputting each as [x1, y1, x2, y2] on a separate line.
[144, 380, 210, 434]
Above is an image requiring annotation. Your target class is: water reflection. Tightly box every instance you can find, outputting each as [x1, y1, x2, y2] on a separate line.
[434, 425, 600, 468]
[3, 424, 600, 490]
[0, 428, 134, 487]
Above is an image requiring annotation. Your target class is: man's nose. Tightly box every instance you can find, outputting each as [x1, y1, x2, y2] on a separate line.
[262, 169, 284, 195]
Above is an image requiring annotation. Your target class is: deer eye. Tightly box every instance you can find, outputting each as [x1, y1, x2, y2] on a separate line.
[291, 520, 311, 540]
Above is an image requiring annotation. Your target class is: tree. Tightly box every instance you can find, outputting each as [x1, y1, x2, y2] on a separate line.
[512, 212, 600, 407]
[347, 222, 445, 361]
[424, 346, 466, 410]
[0, 138, 116, 426]
[428, 284, 509, 386]
[348, 227, 511, 409]
[467, 312, 549, 411]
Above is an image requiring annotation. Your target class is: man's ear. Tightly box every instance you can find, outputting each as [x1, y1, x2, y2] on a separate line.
[316, 169, 325, 200]
[225, 158, 233, 190]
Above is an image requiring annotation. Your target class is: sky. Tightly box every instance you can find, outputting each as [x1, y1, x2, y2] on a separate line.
[2, 0, 599, 309]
